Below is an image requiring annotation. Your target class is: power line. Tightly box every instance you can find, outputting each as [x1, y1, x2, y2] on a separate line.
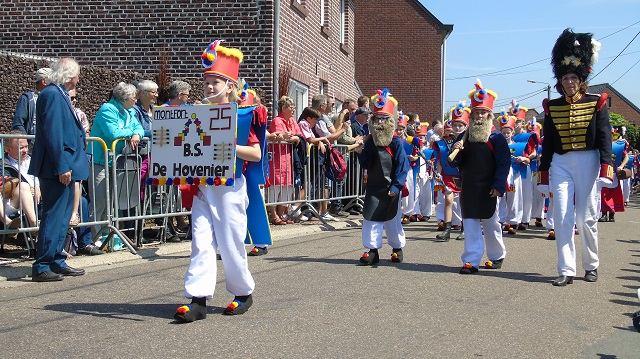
[445, 20, 640, 81]
[590, 29, 640, 81]
[495, 89, 548, 108]
[611, 57, 640, 84]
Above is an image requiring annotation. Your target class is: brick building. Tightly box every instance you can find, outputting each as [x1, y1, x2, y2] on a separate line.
[0, 0, 360, 126]
[354, 0, 452, 122]
[588, 83, 640, 126]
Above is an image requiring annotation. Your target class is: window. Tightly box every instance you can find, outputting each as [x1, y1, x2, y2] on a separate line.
[339, 0, 346, 44]
[288, 80, 309, 120]
[320, 0, 326, 27]
[291, 0, 308, 17]
[319, 80, 328, 95]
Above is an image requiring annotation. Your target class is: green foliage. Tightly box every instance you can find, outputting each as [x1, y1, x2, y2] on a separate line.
[610, 112, 639, 149]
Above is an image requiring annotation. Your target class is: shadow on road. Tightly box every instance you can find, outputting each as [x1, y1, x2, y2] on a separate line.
[42, 302, 225, 322]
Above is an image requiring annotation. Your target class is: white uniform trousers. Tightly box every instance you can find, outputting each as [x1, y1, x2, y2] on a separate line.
[184, 177, 255, 298]
[402, 170, 422, 215]
[545, 196, 554, 231]
[362, 200, 406, 249]
[435, 191, 461, 225]
[531, 174, 545, 219]
[521, 166, 534, 223]
[418, 178, 434, 217]
[503, 169, 523, 225]
[622, 177, 631, 202]
[550, 151, 599, 276]
[461, 203, 506, 267]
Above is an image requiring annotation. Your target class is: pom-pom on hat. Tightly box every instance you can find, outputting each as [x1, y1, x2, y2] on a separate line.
[498, 109, 516, 130]
[370, 88, 398, 117]
[551, 28, 600, 82]
[526, 117, 541, 139]
[468, 79, 498, 111]
[202, 39, 244, 84]
[237, 80, 257, 107]
[450, 100, 471, 126]
[509, 99, 528, 120]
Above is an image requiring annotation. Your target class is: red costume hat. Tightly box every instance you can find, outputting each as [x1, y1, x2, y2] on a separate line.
[238, 80, 258, 107]
[370, 88, 398, 117]
[526, 117, 542, 139]
[498, 110, 516, 130]
[509, 99, 528, 120]
[201, 39, 244, 84]
[468, 79, 498, 111]
[450, 101, 471, 126]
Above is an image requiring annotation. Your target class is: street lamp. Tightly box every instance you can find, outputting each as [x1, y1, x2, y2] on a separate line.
[527, 79, 551, 100]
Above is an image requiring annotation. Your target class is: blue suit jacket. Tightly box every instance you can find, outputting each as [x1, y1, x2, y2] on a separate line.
[28, 84, 89, 181]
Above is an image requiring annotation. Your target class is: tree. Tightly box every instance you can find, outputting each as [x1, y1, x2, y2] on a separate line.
[610, 112, 639, 149]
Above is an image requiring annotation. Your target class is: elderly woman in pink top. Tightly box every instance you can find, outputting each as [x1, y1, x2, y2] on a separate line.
[268, 96, 302, 225]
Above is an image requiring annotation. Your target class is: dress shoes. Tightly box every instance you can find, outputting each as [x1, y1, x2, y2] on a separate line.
[552, 276, 574, 286]
[32, 271, 64, 282]
[53, 266, 85, 277]
[584, 269, 598, 282]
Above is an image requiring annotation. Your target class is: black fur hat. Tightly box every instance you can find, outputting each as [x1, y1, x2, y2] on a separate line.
[551, 28, 601, 81]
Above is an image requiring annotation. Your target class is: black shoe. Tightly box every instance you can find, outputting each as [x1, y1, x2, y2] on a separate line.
[517, 223, 528, 231]
[166, 235, 182, 243]
[32, 271, 64, 282]
[534, 219, 544, 228]
[348, 209, 361, 215]
[598, 213, 609, 222]
[435, 226, 451, 242]
[552, 276, 574, 286]
[391, 248, 403, 263]
[78, 245, 104, 256]
[459, 263, 479, 274]
[359, 249, 379, 266]
[248, 246, 268, 256]
[633, 310, 640, 332]
[329, 208, 349, 217]
[609, 213, 615, 222]
[584, 269, 598, 282]
[455, 232, 465, 241]
[546, 230, 555, 240]
[223, 295, 253, 315]
[174, 302, 207, 323]
[484, 258, 503, 269]
[53, 266, 85, 277]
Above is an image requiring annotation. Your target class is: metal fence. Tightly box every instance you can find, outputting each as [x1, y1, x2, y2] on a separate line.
[1, 134, 367, 257]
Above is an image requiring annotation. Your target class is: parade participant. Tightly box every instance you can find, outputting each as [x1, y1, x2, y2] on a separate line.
[358, 89, 409, 265]
[537, 29, 612, 286]
[527, 119, 546, 228]
[402, 124, 425, 223]
[510, 100, 538, 230]
[433, 102, 467, 241]
[623, 148, 634, 205]
[175, 40, 267, 322]
[417, 124, 434, 221]
[497, 112, 521, 235]
[599, 128, 628, 222]
[450, 80, 510, 274]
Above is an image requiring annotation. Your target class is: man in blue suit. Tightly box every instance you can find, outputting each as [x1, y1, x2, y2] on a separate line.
[28, 57, 89, 282]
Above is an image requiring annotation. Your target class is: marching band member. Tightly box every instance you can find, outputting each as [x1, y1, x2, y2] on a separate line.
[451, 80, 510, 274]
[527, 119, 546, 228]
[497, 112, 522, 235]
[510, 100, 538, 230]
[358, 89, 409, 265]
[175, 40, 268, 322]
[599, 128, 628, 222]
[538, 29, 613, 286]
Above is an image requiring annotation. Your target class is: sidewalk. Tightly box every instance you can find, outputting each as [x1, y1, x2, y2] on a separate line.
[0, 216, 363, 282]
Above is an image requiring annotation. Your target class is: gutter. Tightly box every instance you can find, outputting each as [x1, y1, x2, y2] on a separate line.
[273, 0, 281, 115]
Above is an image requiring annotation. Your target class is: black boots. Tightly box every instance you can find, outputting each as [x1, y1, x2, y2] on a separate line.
[435, 222, 451, 242]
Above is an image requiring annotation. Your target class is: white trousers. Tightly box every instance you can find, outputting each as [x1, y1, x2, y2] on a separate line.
[531, 174, 545, 219]
[521, 167, 533, 223]
[499, 168, 522, 225]
[184, 177, 255, 298]
[550, 151, 599, 276]
[435, 191, 461, 225]
[418, 178, 434, 216]
[461, 203, 506, 267]
[402, 170, 422, 215]
[545, 196, 554, 230]
[362, 200, 406, 249]
[621, 177, 631, 202]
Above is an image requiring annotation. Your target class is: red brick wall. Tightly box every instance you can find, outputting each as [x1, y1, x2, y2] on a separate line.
[605, 91, 640, 126]
[279, 0, 360, 106]
[354, 0, 447, 122]
[0, 0, 274, 120]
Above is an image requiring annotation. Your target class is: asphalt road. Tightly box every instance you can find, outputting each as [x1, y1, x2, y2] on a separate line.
[1, 204, 639, 358]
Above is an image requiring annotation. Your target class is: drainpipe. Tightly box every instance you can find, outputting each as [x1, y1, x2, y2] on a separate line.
[273, 0, 281, 116]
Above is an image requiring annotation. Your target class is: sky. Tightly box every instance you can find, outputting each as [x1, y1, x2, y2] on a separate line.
[421, 0, 640, 115]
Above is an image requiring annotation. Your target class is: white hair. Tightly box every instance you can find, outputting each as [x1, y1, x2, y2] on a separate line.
[111, 82, 137, 103]
[167, 80, 191, 100]
[49, 57, 80, 85]
[136, 80, 158, 93]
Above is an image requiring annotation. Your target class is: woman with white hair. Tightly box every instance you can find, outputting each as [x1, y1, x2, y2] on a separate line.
[89, 82, 145, 234]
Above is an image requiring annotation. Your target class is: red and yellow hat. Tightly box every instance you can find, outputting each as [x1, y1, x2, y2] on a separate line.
[450, 101, 471, 126]
[468, 79, 498, 111]
[237, 81, 257, 107]
[509, 99, 528, 120]
[498, 110, 516, 130]
[526, 118, 541, 139]
[370, 88, 398, 117]
[201, 40, 244, 84]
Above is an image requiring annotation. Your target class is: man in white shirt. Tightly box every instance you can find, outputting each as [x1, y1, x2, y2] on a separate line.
[3, 134, 40, 228]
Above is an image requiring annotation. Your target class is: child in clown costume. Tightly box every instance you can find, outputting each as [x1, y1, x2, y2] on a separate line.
[174, 40, 269, 322]
[358, 89, 409, 265]
[496, 113, 522, 235]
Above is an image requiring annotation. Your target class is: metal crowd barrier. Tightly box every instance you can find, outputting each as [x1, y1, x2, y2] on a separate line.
[1, 134, 368, 257]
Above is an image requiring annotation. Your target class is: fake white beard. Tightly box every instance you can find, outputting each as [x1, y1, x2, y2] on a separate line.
[467, 120, 493, 143]
[370, 118, 395, 147]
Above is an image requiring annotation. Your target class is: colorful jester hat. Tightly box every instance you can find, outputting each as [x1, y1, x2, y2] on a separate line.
[370, 88, 398, 118]
[498, 109, 516, 130]
[397, 110, 408, 127]
[468, 79, 498, 111]
[509, 99, 528, 121]
[551, 28, 601, 82]
[237, 79, 258, 107]
[201, 39, 244, 83]
[527, 117, 541, 139]
[450, 101, 470, 126]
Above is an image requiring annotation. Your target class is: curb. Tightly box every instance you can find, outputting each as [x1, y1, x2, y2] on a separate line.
[0, 218, 362, 282]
